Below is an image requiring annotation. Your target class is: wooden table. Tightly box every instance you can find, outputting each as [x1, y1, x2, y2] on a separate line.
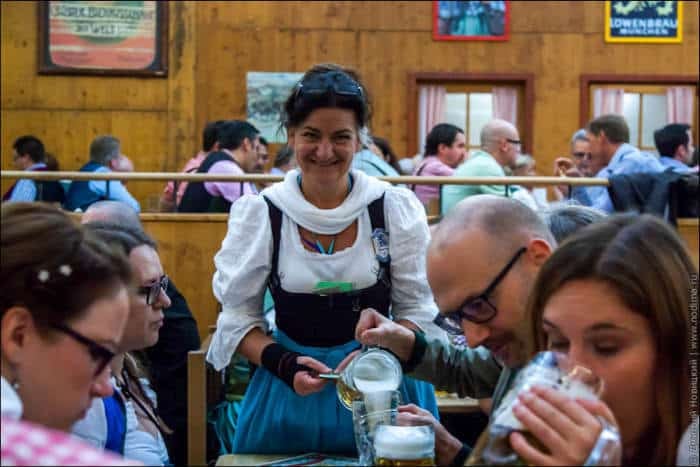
[216, 454, 297, 466]
[436, 395, 481, 414]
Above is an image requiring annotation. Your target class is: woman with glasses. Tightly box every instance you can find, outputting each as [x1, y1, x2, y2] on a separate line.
[1, 202, 137, 465]
[515, 214, 696, 465]
[73, 223, 172, 466]
[206, 63, 446, 454]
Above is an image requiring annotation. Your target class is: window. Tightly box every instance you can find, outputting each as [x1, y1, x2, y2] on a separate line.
[408, 73, 533, 158]
[444, 91, 494, 153]
[590, 83, 697, 152]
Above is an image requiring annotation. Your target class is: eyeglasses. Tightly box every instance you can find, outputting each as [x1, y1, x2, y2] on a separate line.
[295, 71, 364, 100]
[506, 138, 522, 147]
[433, 247, 527, 335]
[137, 275, 168, 306]
[50, 323, 115, 377]
[572, 152, 591, 159]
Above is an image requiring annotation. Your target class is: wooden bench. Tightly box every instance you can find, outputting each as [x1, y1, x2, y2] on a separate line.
[187, 326, 224, 466]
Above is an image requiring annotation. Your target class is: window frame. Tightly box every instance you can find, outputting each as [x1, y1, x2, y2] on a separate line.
[580, 75, 698, 152]
[407, 72, 534, 157]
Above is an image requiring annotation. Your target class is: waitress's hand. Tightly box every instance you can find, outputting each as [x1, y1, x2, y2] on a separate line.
[355, 308, 415, 362]
[509, 385, 619, 466]
[293, 356, 331, 396]
[397, 404, 463, 466]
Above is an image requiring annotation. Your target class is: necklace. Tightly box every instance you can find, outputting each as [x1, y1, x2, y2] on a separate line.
[297, 173, 353, 255]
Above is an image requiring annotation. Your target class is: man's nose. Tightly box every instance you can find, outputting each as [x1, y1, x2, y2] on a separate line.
[462, 320, 490, 349]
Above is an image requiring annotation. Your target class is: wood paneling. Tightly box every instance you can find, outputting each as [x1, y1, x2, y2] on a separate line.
[142, 215, 229, 339]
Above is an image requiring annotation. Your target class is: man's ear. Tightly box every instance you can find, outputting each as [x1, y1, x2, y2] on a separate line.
[107, 158, 119, 170]
[525, 238, 553, 268]
[1, 307, 34, 366]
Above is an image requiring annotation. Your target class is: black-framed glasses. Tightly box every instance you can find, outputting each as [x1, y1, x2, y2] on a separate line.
[433, 247, 527, 335]
[50, 323, 115, 377]
[506, 138, 522, 147]
[572, 151, 591, 159]
[137, 275, 168, 306]
[295, 71, 364, 100]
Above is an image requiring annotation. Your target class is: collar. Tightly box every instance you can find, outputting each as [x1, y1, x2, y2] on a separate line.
[26, 162, 47, 171]
[262, 169, 390, 235]
[1, 376, 23, 419]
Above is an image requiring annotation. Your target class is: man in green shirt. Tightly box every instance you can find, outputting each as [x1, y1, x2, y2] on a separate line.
[441, 119, 522, 214]
[355, 195, 556, 465]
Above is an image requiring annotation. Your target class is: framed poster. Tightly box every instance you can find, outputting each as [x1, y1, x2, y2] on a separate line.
[38, 1, 168, 76]
[605, 1, 683, 43]
[247, 72, 304, 143]
[433, 1, 510, 41]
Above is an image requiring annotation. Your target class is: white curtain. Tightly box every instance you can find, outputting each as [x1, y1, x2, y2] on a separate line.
[418, 85, 446, 155]
[593, 88, 624, 117]
[666, 86, 695, 124]
[492, 87, 518, 126]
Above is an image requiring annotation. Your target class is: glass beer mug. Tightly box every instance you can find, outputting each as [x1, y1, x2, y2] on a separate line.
[374, 425, 435, 467]
[320, 346, 403, 410]
[469, 351, 619, 466]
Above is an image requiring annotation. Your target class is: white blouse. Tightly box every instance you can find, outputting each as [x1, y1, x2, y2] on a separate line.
[206, 185, 447, 370]
[72, 378, 169, 467]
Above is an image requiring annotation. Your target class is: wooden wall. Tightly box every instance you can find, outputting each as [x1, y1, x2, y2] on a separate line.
[2, 1, 698, 204]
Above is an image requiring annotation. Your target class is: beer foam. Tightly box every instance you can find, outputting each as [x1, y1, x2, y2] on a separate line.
[374, 425, 434, 460]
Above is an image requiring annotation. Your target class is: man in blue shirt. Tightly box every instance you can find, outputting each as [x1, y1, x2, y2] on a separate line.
[2, 135, 65, 204]
[571, 114, 664, 213]
[64, 135, 140, 212]
[654, 123, 695, 174]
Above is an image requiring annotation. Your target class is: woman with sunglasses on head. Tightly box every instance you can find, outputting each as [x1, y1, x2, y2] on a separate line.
[72, 223, 172, 466]
[1, 202, 138, 465]
[206, 63, 446, 454]
[512, 214, 695, 465]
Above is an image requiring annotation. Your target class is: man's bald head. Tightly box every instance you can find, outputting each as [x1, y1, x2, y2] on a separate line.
[82, 200, 141, 229]
[431, 195, 556, 261]
[480, 119, 518, 147]
[480, 119, 521, 169]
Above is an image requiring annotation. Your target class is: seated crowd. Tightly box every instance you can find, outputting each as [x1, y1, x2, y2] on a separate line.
[1, 63, 697, 467]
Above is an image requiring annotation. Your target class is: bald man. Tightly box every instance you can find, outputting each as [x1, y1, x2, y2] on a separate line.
[82, 200, 141, 227]
[441, 119, 522, 214]
[355, 195, 556, 465]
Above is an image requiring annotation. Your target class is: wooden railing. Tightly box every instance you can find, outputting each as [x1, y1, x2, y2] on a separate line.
[0, 170, 610, 187]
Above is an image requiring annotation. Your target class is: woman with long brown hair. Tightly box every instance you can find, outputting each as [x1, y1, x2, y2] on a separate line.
[513, 214, 695, 465]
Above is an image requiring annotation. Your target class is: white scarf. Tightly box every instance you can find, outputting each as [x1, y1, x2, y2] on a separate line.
[1, 376, 23, 419]
[262, 169, 390, 234]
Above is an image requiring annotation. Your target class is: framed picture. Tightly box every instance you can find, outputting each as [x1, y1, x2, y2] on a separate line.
[247, 72, 303, 143]
[38, 1, 168, 76]
[433, 1, 510, 41]
[605, 0, 683, 43]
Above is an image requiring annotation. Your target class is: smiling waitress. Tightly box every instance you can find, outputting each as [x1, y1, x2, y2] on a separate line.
[206, 63, 447, 454]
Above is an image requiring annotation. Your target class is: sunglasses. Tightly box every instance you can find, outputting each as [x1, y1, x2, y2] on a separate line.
[295, 71, 364, 100]
[137, 275, 169, 306]
[50, 323, 115, 377]
[433, 247, 527, 336]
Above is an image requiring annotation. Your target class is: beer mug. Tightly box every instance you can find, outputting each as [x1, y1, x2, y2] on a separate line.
[322, 346, 403, 410]
[352, 390, 401, 466]
[475, 351, 618, 466]
[374, 425, 435, 466]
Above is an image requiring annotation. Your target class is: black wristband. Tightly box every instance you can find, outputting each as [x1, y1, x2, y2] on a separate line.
[450, 443, 471, 467]
[401, 329, 427, 373]
[260, 343, 313, 391]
